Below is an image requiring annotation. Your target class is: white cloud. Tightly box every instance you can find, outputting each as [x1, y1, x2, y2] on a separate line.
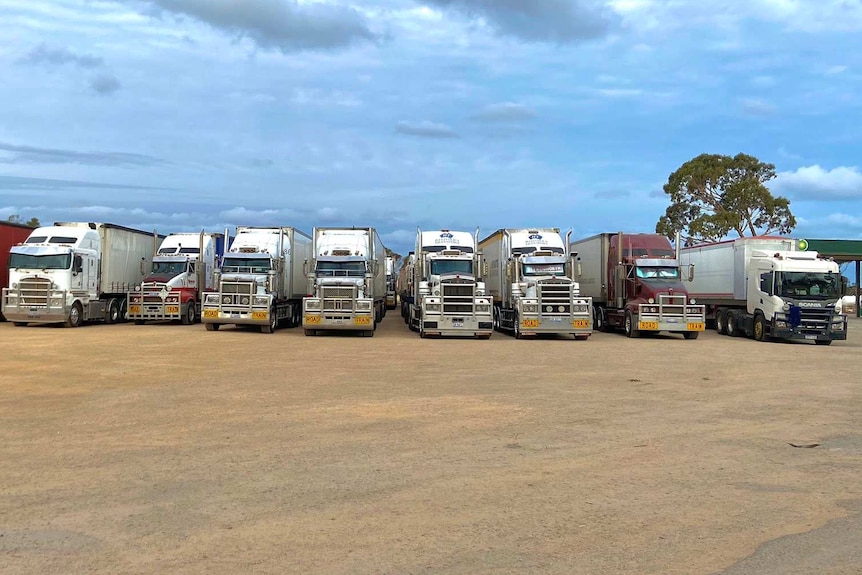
[774, 165, 862, 200]
[394, 120, 458, 139]
[739, 97, 776, 116]
[471, 102, 537, 122]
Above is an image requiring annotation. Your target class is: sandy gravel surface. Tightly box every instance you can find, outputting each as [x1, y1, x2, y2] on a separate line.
[1, 316, 860, 574]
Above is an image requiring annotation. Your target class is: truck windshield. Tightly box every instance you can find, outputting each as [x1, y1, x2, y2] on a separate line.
[778, 272, 840, 299]
[523, 263, 565, 276]
[222, 257, 271, 273]
[430, 260, 473, 275]
[316, 261, 366, 277]
[635, 266, 679, 279]
[152, 262, 187, 275]
[9, 253, 71, 270]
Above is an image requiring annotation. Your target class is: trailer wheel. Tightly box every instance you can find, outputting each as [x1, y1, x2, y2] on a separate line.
[716, 309, 727, 335]
[725, 311, 738, 337]
[181, 301, 195, 325]
[106, 299, 121, 324]
[683, 331, 699, 340]
[753, 314, 768, 342]
[624, 311, 639, 338]
[205, 323, 219, 331]
[593, 306, 605, 332]
[64, 302, 83, 328]
[492, 307, 500, 331]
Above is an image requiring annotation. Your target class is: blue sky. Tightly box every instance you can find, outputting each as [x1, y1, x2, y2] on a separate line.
[1, 0, 861, 257]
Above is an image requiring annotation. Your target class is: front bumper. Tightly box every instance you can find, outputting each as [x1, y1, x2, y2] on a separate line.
[202, 305, 269, 326]
[2, 288, 68, 324]
[303, 312, 374, 330]
[127, 296, 183, 321]
[518, 315, 592, 335]
[772, 315, 848, 342]
[421, 314, 493, 337]
[637, 303, 706, 333]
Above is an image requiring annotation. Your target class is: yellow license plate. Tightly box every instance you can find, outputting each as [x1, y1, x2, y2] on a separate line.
[521, 319, 540, 328]
[687, 322, 705, 331]
[573, 319, 590, 329]
[128, 305, 141, 314]
[251, 311, 268, 320]
[203, 309, 218, 319]
[639, 321, 659, 330]
[354, 316, 372, 326]
[305, 315, 321, 325]
[166, 305, 180, 314]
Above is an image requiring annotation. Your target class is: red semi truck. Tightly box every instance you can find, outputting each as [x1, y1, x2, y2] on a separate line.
[570, 232, 706, 338]
[0, 221, 36, 321]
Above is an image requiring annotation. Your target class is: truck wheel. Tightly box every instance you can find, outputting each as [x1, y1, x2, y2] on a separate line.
[363, 329, 374, 337]
[261, 307, 277, 333]
[624, 311, 639, 338]
[726, 311, 738, 337]
[304, 329, 316, 336]
[12, 322, 27, 327]
[134, 320, 145, 326]
[181, 302, 195, 325]
[753, 314, 768, 342]
[65, 302, 83, 328]
[513, 313, 522, 339]
[593, 306, 604, 332]
[205, 323, 219, 331]
[106, 299, 120, 324]
[716, 309, 727, 335]
[815, 340, 832, 346]
[683, 331, 699, 340]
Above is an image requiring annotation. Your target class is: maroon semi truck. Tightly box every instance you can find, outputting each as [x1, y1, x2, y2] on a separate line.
[0, 221, 36, 321]
[570, 232, 706, 338]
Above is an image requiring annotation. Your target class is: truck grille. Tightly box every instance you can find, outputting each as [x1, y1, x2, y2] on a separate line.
[19, 278, 51, 306]
[442, 282, 474, 315]
[323, 286, 357, 311]
[538, 281, 572, 314]
[794, 308, 833, 334]
[222, 282, 254, 295]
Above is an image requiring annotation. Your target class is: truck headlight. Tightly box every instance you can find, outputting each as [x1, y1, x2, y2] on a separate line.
[573, 305, 588, 313]
[356, 301, 372, 311]
[523, 304, 538, 314]
[50, 297, 63, 306]
[775, 320, 787, 328]
[222, 295, 231, 304]
[426, 303, 440, 312]
[205, 294, 219, 304]
[689, 298, 696, 304]
[305, 299, 321, 310]
[476, 304, 489, 313]
[686, 307, 700, 314]
[831, 321, 845, 331]
[240, 296, 250, 305]
[254, 296, 269, 305]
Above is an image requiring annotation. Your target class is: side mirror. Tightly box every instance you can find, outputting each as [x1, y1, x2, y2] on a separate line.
[841, 276, 848, 297]
[303, 259, 308, 277]
[139, 257, 146, 275]
[572, 255, 583, 279]
[505, 261, 513, 282]
[687, 264, 695, 282]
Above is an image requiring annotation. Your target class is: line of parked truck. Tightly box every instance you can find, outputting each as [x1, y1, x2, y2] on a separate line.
[0, 220, 849, 344]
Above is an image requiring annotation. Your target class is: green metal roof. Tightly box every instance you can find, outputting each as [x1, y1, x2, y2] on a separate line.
[800, 239, 862, 262]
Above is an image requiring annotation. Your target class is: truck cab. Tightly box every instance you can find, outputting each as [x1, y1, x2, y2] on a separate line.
[605, 234, 705, 338]
[409, 229, 492, 338]
[128, 232, 222, 325]
[3, 226, 100, 326]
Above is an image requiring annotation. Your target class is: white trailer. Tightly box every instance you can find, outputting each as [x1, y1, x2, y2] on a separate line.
[202, 227, 312, 333]
[480, 228, 592, 339]
[303, 227, 387, 336]
[385, 256, 397, 310]
[406, 229, 493, 338]
[3, 222, 160, 327]
[680, 237, 847, 344]
[127, 231, 227, 325]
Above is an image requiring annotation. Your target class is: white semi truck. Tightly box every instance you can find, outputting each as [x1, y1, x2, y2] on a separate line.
[406, 229, 493, 338]
[480, 228, 592, 339]
[680, 237, 847, 344]
[385, 256, 397, 310]
[303, 227, 387, 337]
[2, 222, 160, 327]
[127, 231, 226, 325]
[201, 227, 311, 333]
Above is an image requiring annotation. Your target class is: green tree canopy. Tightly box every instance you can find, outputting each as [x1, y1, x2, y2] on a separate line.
[385, 247, 402, 263]
[6, 215, 41, 227]
[655, 153, 795, 244]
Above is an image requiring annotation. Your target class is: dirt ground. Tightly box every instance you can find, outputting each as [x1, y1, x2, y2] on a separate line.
[1, 314, 861, 575]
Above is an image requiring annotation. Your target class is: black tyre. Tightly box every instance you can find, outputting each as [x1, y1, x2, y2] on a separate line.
[261, 307, 277, 333]
[624, 311, 639, 338]
[134, 320, 145, 326]
[205, 323, 219, 331]
[815, 339, 833, 346]
[304, 329, 315, 336]
[181, 301, 195, 325]
[12, 322, 27, 327]
[716, 309, 727, 335]
[683, 331, 700, 340]
[593, 306, 605, 332]
[753, 314, 768, 342]
[106, 299, 120, 324]
[65, 302, 83, 328]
